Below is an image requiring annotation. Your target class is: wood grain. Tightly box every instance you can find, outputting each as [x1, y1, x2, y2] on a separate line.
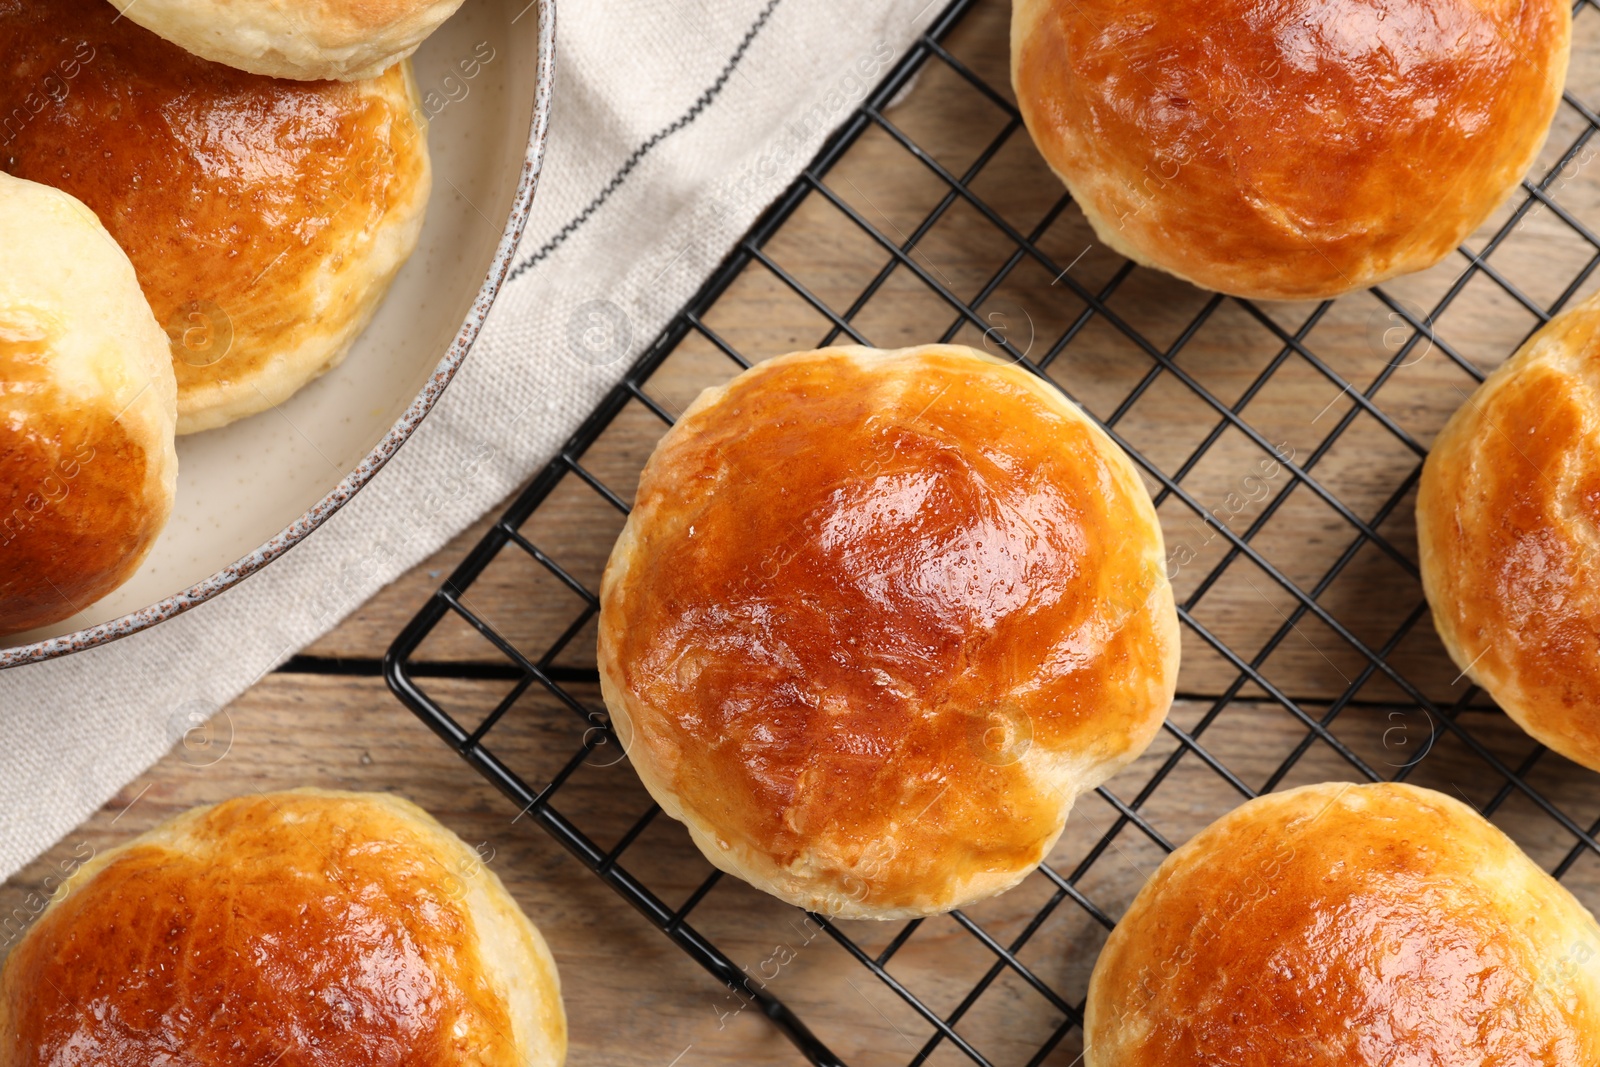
[5, 679, 1600, 1067]
[8, 1, 1600, 1065]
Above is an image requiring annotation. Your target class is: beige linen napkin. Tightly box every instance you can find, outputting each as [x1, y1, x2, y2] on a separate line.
[0, 0, 942, 877]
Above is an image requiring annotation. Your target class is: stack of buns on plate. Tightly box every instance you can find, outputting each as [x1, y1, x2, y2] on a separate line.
[0, 0, 454, 637]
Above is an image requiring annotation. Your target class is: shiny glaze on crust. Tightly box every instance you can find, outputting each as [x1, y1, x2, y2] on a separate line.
[0, 0, 423, 411]
[600, 347, 1177, 914]
[0, 323, 157, 634]
[1085, 783, 1600, 1066]
[1013, 0, 1570, 299]
[1418, 291, 1600, 771]
[0, 793, 520, 1067]
[0, 0, 550, 670]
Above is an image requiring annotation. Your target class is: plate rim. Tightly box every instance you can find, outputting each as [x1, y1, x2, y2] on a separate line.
[0, 0, 558, 670]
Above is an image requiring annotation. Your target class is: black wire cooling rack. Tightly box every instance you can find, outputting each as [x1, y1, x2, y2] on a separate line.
[386, 1, 1600, 1063]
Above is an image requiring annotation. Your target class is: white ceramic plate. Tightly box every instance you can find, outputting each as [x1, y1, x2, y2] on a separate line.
[1, 0, 555, 667]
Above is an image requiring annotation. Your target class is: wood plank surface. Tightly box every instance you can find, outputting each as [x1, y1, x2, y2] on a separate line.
[8, 1, 1600, 1065]
[7, 679, 1600, 1067]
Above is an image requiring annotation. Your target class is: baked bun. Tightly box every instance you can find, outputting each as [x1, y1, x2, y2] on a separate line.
[1085, 782, 1600, 1065]
[1011, 0, 1571, 301]
[0, 789, 566, 1067]
[597, 345, 1179, 920]
[0, 0, 432, 434]
[106, 0, 467, 81]
[0, 173, 177, 637]
[1419, 290, 1600, 771]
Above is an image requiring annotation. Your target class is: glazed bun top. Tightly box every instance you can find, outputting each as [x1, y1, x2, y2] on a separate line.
[0, 172, 176, 637]
[0, 790, 566, 1067]
[1419, 289, 1600, 772]
[1085, 782, 1600, 1066]
[0, 0, 432, 433]
[105, 0, 469, 80]
[598, 345, 1179, 919]
[1012, 0, 1571, 300]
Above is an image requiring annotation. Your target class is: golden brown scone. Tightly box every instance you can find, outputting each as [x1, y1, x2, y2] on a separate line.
[1011, 0, 1571, 301]
[0, 173, 177, 637]
[106, 0, 467, 81]
[1085, 782, 1600, 1065]
[0, 0, 431, 434]
[0, 789, 566, 1067]
[1419, 290, 1600, 771]
[598, 345, 1180, 919]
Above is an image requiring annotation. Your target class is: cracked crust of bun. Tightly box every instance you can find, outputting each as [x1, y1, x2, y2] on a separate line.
[1419, 288, 1600, 772]
[598, 345, 1178, 919]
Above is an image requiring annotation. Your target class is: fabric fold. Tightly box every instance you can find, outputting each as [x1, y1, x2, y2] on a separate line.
[0, 0, 939, 879]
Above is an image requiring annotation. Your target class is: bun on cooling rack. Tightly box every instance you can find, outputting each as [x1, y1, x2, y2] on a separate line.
[1085, 782, 1600, 1065]
[0, 173, 177, 637]
[105, 0, 468, 81]
[1419, 290, 1600, 772]
[0, 0, 432, 434]
[597, 344, 1179, 920]
[1010, 0, 1571, 301]
[0, 789, 566, 1067]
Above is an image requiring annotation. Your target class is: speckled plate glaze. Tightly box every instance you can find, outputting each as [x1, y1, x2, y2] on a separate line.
[0, 0, 556, 668]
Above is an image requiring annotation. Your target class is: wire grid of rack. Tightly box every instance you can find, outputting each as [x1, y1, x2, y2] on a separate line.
[386, 1, 1600, 1064]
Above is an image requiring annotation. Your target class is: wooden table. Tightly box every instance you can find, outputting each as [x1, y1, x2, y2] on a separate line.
[7, 2, 1600, 1065]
